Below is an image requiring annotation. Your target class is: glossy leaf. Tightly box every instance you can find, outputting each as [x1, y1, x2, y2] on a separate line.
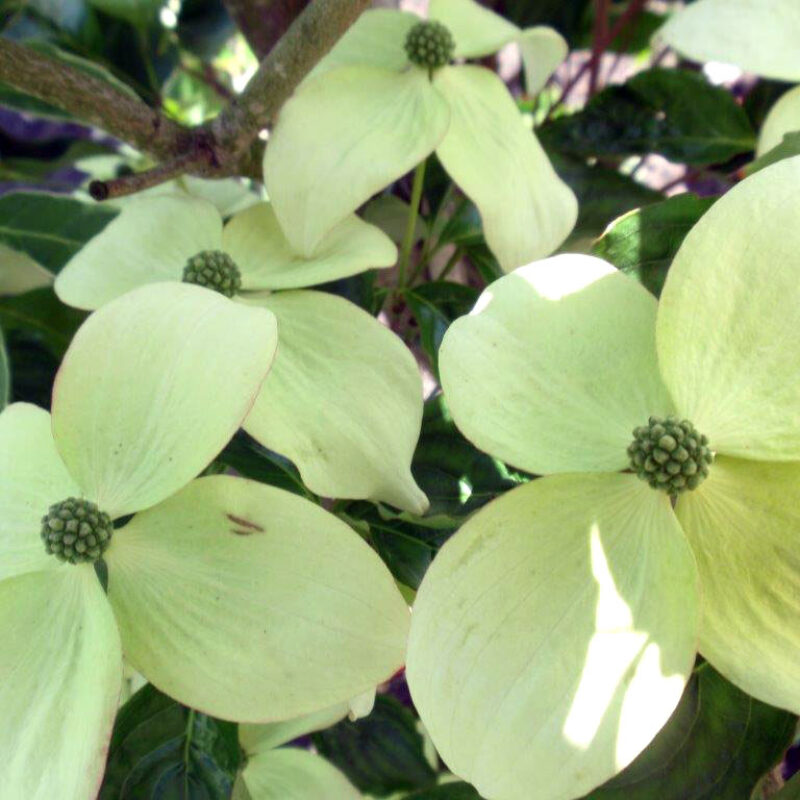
[0, 192, 116, 273]
[541, 69, 755, 165]
[0, 288, 87, 358]
[312, 695, 438, 796]
[592, 194, 717, 298]
[99, 683, 242, 800]
[404, 281, 479, 376]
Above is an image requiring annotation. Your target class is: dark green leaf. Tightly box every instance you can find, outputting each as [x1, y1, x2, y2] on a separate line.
[541, 68, 755, 165]
[591, 193, 716, 297]
[404, 282, 479, 376]
[412, 394, 530, 519]
[215, 431, 312, 499]
[0, 192, 116, 273]
[0, 287, 87, 357]
[550, 154, 662, 249]
[583, 663, 796, 800]
[502, 0, 591, 46]
[312, 695, 437, 796]
[745, 131, 800, 176]
[340, 501, 454, 590]
[402, 783, 484, 799]
[435, 200, 483, 249]
[100, 683, 242, 800]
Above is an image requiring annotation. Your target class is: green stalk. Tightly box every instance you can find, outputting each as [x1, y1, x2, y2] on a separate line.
[397, 159, 427, 292]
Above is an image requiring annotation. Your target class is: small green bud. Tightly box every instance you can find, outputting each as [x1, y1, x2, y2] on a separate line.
[404, 20, 455, 71]
[182, 250, 242, 298]
[627, 415, 713, 497]
[41, 498, 113, 564]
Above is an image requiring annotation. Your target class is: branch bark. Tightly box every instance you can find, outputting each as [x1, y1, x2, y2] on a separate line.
[0, 38, 190, 162]
[223, 0, 310, 59]
[0, 0, 369, 198]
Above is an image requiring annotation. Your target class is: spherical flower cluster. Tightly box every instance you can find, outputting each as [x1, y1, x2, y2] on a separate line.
[404, 21, 455, 70]
[40, 497, 113, 564]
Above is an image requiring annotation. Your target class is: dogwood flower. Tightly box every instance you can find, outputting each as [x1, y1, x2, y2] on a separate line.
[406, 156, 800, 800]
[657, 0, 800, 158]
[55, 195, 428, 514]
[264, 0, 578, 272]
[0, 283, 410, 799]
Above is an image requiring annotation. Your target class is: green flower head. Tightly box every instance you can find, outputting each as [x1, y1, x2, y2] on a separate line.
[264, 1, 577, 273]
[0, 283, 409, 798]
[405, 157, 800, 800]
[55, 194, 428, 515]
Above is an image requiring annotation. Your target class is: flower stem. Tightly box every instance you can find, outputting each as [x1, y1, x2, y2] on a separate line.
[397, 159, 427, 292]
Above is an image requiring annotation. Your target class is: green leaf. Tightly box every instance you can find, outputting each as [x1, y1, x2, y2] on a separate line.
[591, 194, 717, 297]
[404, 282, 479, 376]
[212, 432, 313, 499]
[582, 663, 796, 799]
[541, 68, 755, 165]
[745, 131, 800, 176]
[99, 683, 242, 800]
[340, 501, 454, 590]
[402, 783, 484, 799]
[0, 288, 87, 357]
[0, 192, 116, 273]
[0, 329, 8, 410]
[311, 695, 437, 796]
[412, 394, 529, 519]
[550, 154, 662, 251]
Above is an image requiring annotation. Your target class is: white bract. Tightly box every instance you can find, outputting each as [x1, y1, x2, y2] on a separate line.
[657, 0, 800, 156]
[56, 195, 429, 514]
[0, 284, 410, 799]
[264, 0, 577, 272]
[406, 157, 800, 799]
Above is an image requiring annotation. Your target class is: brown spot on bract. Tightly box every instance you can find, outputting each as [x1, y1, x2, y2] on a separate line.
[225, 513, 265, 533]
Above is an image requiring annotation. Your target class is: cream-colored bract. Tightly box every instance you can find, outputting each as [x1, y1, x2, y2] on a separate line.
[433, 66, 577, 271]
[54, 195, 428, 513]
[241, 748, 361, 800]
[56, 195, 223, 309]
[264, 4, 574, 271]
[407, 474, 698, 800]
[757, 86, 800, 157]
[239, 702, 351, 755]
[52, 282, 278, 518]
[676, 457, 800, 712]
[222, 202, 397, 291]
[656, 0, 800, 82]
[428, 0, 567, 94]
[106, 475, 410, 722]
[439, 254, 673, 475]
[657, 157, 800, 461]
[428, 0, 518, 58]
[0, 246, 53, 295]
[0, 403, 79, 581]
[242, 290, 429, 515]
[0, 568, 122, 800]
[265, 66, 451, 258]
[55, 196, 398, 308]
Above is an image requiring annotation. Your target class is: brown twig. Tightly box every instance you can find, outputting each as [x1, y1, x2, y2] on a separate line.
[556, 0, 648, 107]
[589, 0, 610, 97]
[89, 152, 208, 201]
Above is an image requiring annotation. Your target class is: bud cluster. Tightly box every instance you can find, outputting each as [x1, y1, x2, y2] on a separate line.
[182, 250, 242, 298]
[41, 497, 113, 564]
[404, 21, 455, 70]
[628, 415, 713, 496]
